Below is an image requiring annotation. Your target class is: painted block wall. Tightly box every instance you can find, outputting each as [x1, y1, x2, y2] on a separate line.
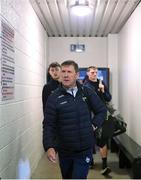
[0, 0, 47, 178]
[48, 37, 108, 67]
[118, 2, 141, 145]
[107, 34, 118, 109]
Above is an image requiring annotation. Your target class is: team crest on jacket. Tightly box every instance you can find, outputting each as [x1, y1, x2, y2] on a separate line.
[85, 157, 90, 163]
[82, 96, 87, 102]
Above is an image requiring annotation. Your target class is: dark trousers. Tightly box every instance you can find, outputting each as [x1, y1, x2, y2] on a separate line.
[58, 149, 92, 179]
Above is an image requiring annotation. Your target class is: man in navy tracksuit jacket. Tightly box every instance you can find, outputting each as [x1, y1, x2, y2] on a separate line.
[42, 62, 61, 114]
[84, 66, 112, 175]
[43, 60, 107, 179]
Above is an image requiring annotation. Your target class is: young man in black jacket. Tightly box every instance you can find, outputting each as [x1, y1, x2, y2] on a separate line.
[43, 60, 107, 179]
[42, 62, 61, 114]
[84, 66, 112, 176]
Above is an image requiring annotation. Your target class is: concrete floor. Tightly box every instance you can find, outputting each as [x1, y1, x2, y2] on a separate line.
[31, 150, 132, 179]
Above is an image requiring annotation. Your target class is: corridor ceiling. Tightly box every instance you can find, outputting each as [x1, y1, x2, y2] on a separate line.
[30, 0, 141, 37]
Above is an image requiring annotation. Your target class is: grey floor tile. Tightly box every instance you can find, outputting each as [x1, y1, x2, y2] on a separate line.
[31, 151, 132, 179]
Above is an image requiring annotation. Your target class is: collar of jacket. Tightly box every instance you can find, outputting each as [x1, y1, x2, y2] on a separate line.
[59, 80, 83, 95]
[87, 79, 99, 84]
[49, 78, 60, 85]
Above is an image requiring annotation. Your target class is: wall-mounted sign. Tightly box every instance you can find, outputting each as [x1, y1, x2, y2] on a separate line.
[70, 44, 85, 52]
[0, 19, 15, 101]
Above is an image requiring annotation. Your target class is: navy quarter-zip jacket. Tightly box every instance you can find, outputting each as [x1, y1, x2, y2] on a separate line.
[43, 82, 107, 154]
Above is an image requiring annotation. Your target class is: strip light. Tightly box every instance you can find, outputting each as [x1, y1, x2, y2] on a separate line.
[70, 0, 92, 17]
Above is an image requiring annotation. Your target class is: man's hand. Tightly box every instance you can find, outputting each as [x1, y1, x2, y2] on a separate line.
[46, 148, 57, 163]
[99, 80, 105, 93]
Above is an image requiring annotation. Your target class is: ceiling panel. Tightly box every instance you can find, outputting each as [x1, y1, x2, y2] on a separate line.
[57, 0, 71, 36]
[112, 0, 139, 33]
[30, 0, 141, 37]
[97, 0, 117, 36]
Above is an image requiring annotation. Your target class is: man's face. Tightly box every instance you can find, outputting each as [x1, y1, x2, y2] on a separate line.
[49, 66, 61, 80]
[61, 65, 79, 88]
[87, 68, 98, 81]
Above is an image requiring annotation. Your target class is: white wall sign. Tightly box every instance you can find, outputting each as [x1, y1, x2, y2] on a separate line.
[0, 19, 15, 101]
[70, 44, 85, 52]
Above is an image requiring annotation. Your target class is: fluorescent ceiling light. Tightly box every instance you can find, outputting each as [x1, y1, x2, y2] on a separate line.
[70, 0, 92, 17]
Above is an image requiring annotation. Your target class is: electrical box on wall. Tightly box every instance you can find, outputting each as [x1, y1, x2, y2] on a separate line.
[70, 44, 85, 52]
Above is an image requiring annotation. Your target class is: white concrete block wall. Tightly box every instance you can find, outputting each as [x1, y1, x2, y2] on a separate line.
[118, 2, 141, 145]
[48, 37, 108, 67]
[0, 0, 48, 178]
[107, 34, 118, 109]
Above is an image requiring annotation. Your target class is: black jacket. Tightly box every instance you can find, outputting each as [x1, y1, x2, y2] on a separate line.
[43, 82, 107, 154]
[84, 79, 112, 102]
[42, 79, 60, 114]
